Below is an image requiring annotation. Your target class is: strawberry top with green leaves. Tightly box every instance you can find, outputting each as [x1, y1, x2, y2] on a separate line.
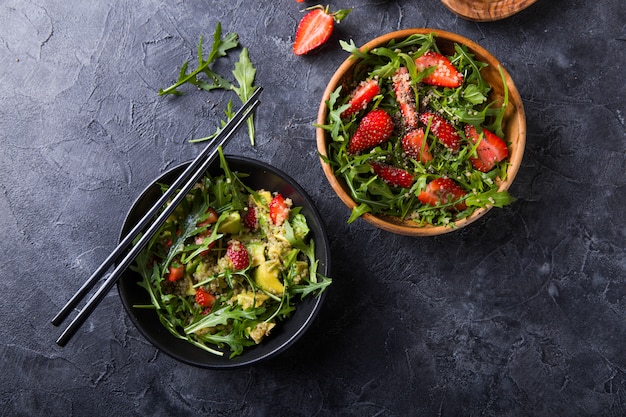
[320, 33, 513, 227]
[293, 6, 352, 56]
[348, 108, 394, 154]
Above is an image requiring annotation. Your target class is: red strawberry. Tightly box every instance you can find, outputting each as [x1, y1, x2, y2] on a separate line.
[392, 67, 418, 130]
[464, 125, 509, 172]
[243, 205, 258, 231]
[348, 109, 394, 154]
[418, 178, 467, 211]
[370, 162, 414, 188]
[197, 207, 218, 227]
[293, 6, 352, 56]
[341, 78, 380, 119]
[419, 112, 461, 152]
[226, 240, 250, 270]
[401, 128, 432, 164]
[269, 194, 290, 225]
[195, 287, 216, 309]
[415, 51, 463, 88]
[166, 264, 184, 283]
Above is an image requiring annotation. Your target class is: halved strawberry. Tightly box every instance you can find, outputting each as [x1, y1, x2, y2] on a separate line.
[370, 162, 414, 188]
[226, 240, 250, 270]
[415, 51, 463, 88]
[401, 128, 432, 164]
[166, 264, 184, 283]
[348, 109, 394, 154]
[464, 125, 509, 172]
[293, 6, 352, 56]
[242, 205, 258, 231]
[419, 112, 461, 152]
[418, 178, 467, 211]
[195, 287, 216, 309]
[392, 67, 418, 130]
[341, 78, 380, 119]
[269, 194, 291, 225]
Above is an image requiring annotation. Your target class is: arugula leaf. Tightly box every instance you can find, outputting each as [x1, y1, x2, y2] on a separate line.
[232, 48, 258, 145]
[158, 23, 238, 96]
[158, 22, 259, 145]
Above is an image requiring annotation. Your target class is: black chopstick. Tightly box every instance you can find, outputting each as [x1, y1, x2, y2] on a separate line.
[53, 88, 262, 346]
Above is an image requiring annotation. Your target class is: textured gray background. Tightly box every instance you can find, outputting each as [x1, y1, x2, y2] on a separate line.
[1, 0, 625, 416]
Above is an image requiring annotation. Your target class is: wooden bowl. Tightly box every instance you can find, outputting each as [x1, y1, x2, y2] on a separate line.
[316, 29, 526, 236]
[440, 0, 538, 22]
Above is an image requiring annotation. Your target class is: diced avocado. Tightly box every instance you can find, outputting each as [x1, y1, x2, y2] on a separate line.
[246, 241, 266, 267]
[185, 257, 201, 274]
[254, 260, 284, 294]
[254, 190, 272, 207]
[183, 277, 196, 296]
[235, 291, 270, 310]
[218, 211, 241, 235]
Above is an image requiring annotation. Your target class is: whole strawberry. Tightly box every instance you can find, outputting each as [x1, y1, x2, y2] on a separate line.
[293, 5, 352, 56]
[226, 240, 250, 270]
[348, 109, 394, 154]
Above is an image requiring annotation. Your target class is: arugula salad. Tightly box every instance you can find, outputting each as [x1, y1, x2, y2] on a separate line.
[318, 33, 514, 227]
[132, 150, 331, 358]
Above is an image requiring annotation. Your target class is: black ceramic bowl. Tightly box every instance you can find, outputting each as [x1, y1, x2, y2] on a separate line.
[117, 155, 331, 368]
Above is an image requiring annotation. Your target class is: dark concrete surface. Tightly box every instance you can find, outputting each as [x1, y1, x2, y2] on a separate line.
[1, 0, 625, 416]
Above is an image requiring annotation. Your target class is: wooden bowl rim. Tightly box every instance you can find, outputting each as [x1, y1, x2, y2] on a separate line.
[440, 0, 539, 22]
[316, 28, 526, 237]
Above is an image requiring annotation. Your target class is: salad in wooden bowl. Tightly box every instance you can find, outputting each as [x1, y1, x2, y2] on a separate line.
[316, 29, 525, 236]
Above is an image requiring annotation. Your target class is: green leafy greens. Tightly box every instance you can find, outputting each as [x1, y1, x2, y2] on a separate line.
[159, 23, 259, 145]
[317, 33, 514, 227]
[131, 148, 331, 358]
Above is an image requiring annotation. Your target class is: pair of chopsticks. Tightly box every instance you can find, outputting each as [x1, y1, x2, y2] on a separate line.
[52, 87, 263, 346]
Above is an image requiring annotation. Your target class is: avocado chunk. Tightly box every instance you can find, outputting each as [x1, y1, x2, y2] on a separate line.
[254, 260, 284, 294]
[218, 211, 241, 235]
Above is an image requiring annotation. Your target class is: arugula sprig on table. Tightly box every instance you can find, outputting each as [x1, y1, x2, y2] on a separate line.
[159, 22, 259, 145]
[318, 33, 514, 227]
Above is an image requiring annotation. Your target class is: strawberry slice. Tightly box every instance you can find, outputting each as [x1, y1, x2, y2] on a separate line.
[293, 6, 351, 56]
[418, 178, 467, 211]
[401, 128, 432, 164]
[341, 78, 380, 119]
[166, 264, 184, 283]
[195, 287, 216, 309]
[242, 205, 258, 231]
[226, 240, 250, 270]
[415, 51, 463, 88]
[464, 125, 509, 172]
[392, 67, 418, 130]
[370, 162, 414, 188]
[348, 109, 394, 154]
[419, 112, 461, 152]
[269, 193, 291, 225]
